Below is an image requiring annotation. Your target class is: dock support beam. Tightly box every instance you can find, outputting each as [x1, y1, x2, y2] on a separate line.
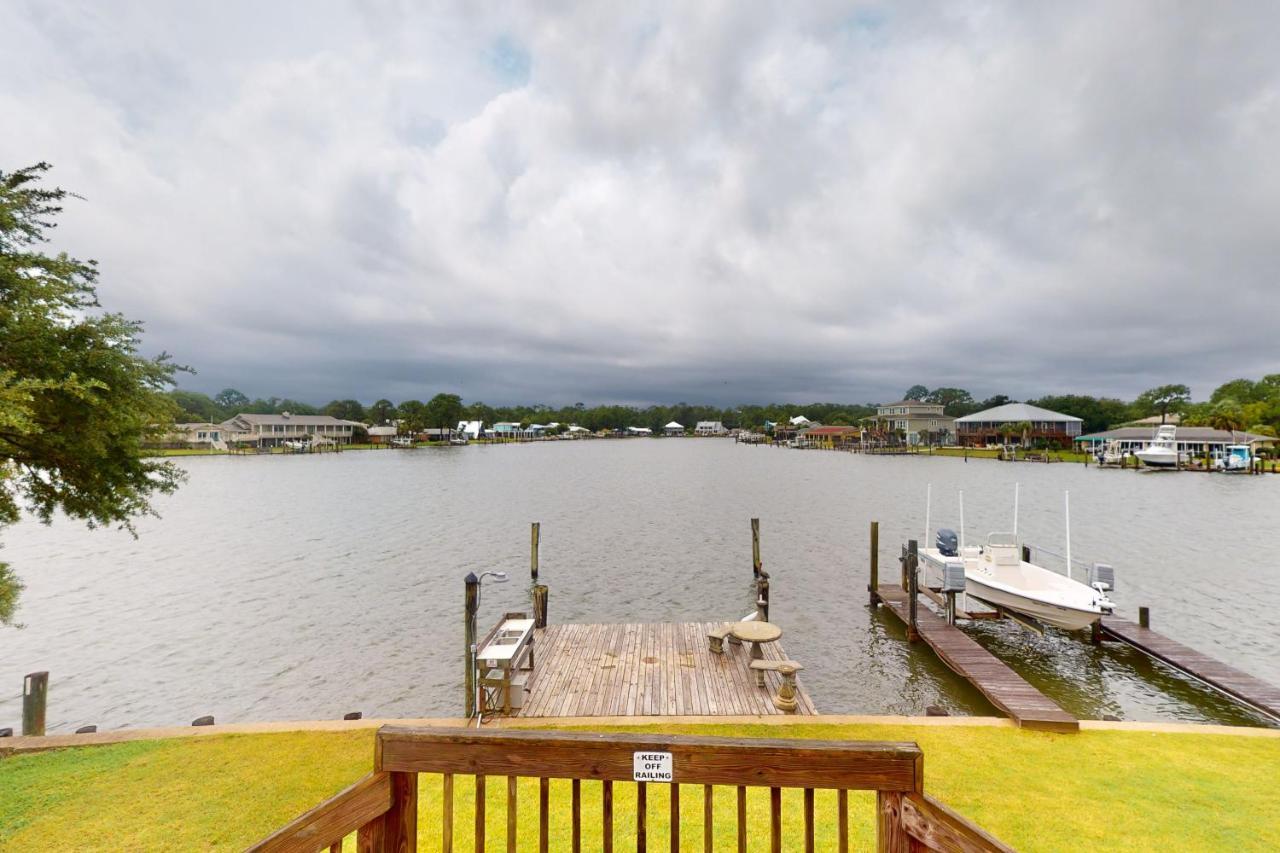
[464, 573, 479, 719]
[868, 521, 880, 606]
[530, 522, 540, 581]
[1139, 606, 1150, 629]
[22, 671, 48, 737]
[906, 540, 920, 642]
[751, 518, 761, 578]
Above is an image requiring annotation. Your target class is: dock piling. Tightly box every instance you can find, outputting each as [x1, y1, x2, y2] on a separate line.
[530, 522, 540, 581]
[532, 583, 549, 628]
[464, 573, 479, 719]
[906, 540, 920, 642]
[756, 570, 770, 622]
[751, 518, 761, 578]
[22, 671, 48, 737]
[1139, 606, 1150, 629]
[868, 521, 880, 606]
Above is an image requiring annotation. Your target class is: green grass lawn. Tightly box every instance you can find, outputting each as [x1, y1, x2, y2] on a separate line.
[2, 723, 1276, 851]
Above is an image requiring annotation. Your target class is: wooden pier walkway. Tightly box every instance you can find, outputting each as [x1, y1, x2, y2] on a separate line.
[1101, 618, 1280, 722]
[517, 622, 817, 717]
[876, 587, 1079, 732]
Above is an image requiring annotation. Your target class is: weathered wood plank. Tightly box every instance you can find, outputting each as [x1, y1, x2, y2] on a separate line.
[378, 727, 922, 791]
[878, 587, 1078, 732]
[1101, 617, 1280, 721]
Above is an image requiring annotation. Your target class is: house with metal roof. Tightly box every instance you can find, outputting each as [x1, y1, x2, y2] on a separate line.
[694, 420, 728, 436]
[663, 421, 685, 436]
[1074, 426, 1273, 455]
[954, 403, 1082, 448]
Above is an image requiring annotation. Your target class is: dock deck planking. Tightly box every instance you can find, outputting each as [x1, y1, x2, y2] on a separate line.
[517, 622, 815, 718]
[877, 586, 1078, 732]
[1101, 618, 1280, 722]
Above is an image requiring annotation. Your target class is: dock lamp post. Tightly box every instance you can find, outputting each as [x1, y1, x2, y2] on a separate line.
[465, 570, 509, 724]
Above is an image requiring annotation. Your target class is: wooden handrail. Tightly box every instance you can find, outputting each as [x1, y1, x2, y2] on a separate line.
[246, 771, 391, 853]
[248, 726, 1011, 852]
[376, 726, 924, 792]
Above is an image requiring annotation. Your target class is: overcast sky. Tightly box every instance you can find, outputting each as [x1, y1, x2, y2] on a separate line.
[3, 2, 1278, 406]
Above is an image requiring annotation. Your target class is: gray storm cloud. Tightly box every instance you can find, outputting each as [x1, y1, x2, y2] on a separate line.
[2, 1, 1277, 405]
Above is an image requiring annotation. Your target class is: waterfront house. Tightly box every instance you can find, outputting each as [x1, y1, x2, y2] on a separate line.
[664, 421, 685, 436]
[220, 413, 361, 448]
[565, 425, 591, 437]
[156, 422, 235, 450]
[1074, 426, 1273, 457]
[366, 425, 397, 445]
[695, 420, 728, 436]
[873, 401, 955, 445]
[954, 403, 1081, 448]
[799, 425, 861, 449]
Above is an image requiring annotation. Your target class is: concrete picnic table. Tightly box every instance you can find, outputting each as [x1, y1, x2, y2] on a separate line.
[731, 620, 782, 686]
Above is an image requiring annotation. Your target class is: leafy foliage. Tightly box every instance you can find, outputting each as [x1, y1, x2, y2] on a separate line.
[1, 163, 184, 625]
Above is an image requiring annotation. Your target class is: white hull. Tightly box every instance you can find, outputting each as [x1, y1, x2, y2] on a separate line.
[921, 543, 1112, 632]
[1135, 448, 1178, 468]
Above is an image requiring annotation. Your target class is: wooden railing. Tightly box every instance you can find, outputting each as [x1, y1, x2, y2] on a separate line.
[248, 726, 1011, 852]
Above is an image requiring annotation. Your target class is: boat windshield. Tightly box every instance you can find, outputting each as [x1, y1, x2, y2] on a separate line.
[986, 532, 1017, 548]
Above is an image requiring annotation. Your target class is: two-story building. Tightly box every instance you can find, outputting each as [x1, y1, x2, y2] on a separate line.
[873, 401, 955, 445]
[220, 413, 362, 448]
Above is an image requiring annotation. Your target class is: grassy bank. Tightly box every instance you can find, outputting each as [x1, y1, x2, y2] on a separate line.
[2, 723, 1276, 851]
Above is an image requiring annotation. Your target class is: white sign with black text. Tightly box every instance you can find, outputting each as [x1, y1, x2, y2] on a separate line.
[632, 751, 673, 783]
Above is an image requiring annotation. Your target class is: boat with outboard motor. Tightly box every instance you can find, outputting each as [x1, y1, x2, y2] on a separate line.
[918, 486, 1115, 632]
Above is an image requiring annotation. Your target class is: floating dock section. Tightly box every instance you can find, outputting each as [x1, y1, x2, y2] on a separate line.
[876, 586, 1079, 732]
[517, 622, 817, 718]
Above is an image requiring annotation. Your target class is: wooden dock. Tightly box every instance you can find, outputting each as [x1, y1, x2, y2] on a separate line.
[876, 587, 1079, 732]
[517, 622, 817, 717]
[1101, 618, 1280, 722]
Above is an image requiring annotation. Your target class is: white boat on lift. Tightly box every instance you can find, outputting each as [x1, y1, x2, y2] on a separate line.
[1213, 444, 1251, 473]
[1135, 424, 1179, 469]
[919, 487, 1115, 632]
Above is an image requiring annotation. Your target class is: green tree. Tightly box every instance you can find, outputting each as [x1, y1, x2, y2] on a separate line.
[903, 384, 929, 401]
[367, 399, 396, 425]
[322, 399, 365, 422]
[1209, 378, 1261, 405]
[1, 163, 183, 625]
[926, 387, 976, 416]
[397, 400, 427, 432]
[170, 390, 222, 422]
[214, 388, 249, 410]
[1134, 384, 1191, 424]
[425, 393, 464, 432]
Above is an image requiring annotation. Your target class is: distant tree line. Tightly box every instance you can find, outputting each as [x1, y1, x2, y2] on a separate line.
[166, 375, 1280, 438]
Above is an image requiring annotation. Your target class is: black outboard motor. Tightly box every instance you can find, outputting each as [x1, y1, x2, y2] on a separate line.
[936, 528, 959, 557]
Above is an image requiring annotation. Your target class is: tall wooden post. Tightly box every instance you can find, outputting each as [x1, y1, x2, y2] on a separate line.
[1139, 606, 1150, 629]
[532, 584, 549, 628]
[868, 521, 880, 606]
[906, 540, 920, 642]
[530, 522, 540, 581]
[754, 570, 771, 622]
[751, 518, 761, 578]
[899, 544, 909, 592]
[464, 573, 479, 719]
[22, 671, 48, 737]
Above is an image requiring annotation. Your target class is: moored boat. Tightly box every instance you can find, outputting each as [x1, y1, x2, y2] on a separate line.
[1135, 424, 1179, 468]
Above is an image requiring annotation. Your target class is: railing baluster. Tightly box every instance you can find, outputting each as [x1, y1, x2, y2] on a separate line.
[670, 783, 680, 851]
[507, 776, 517, 853]
[838, 789, 848, 853]
[703, 784, 713, 853]
[443, 773, 454, 853]
[804, 788, 815, 852]
[736, 786, 746, 853]
[539, 777, 550, 853]
[770, 787, 781, 853]
[636, 782, 647, 852]
[475, 775, 486, 853]
[329, 842, 342, 853]
[572, 779, 582, 852]
[603, 780, 614, 853]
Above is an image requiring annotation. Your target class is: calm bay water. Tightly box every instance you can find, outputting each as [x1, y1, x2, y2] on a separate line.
[2, 440, 1277, 731]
